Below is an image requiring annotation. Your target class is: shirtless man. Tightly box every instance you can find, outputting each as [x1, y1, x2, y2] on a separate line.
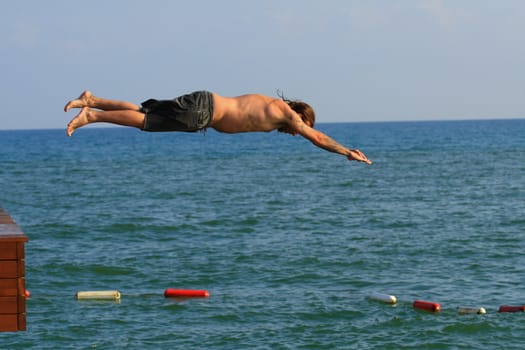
[65, 90, 371, 164]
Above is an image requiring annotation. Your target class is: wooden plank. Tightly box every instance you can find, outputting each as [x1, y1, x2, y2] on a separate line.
[0, 224, 22, 233]
[0, 225, 27, 241]
[0, 208, 26, 241]
[0, 314, 19, 332]
[0, 243, 25, 260]
[0, 296, 19, 314]
[0, 261, 19, 278]
[18, 313, 26, 331]
[0, 279, 20, 297]
[0, 208, 15, 224]
[0, 243, 18, 260]
[0, 295, 25, 314]
[0, 217, 15, 224]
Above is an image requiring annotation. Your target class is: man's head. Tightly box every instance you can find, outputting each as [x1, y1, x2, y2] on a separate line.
[278, 92, 316, 133]
[286, 99, 315, 128]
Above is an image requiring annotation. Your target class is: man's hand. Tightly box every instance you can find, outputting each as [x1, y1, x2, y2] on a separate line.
[347, 149, 372, 164]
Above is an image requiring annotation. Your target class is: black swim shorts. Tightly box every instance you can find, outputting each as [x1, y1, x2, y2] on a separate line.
[141, 91, 213, 132]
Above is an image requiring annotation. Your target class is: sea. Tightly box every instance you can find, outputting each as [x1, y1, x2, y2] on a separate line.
[0, 119, 524, 349]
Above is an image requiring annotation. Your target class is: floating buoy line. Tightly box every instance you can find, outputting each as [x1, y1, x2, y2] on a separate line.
[367, 291, 522, 315]
[24, 288, 525, 316]
[72, 288, 210, 301]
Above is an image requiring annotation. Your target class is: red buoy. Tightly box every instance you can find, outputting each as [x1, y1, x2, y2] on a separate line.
[164, 289, 210, 298]
[413, 300, 440, 313]
[498, 305, 525, 313]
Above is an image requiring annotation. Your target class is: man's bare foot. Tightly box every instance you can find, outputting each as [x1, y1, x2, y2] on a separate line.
[64, 90, 93, 112]
[66, 107, 90, 137]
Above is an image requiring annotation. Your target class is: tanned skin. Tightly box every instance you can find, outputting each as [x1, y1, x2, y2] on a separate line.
[65, 91, 371, 164]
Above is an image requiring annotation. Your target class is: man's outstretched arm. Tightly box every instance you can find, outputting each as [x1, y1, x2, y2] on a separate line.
[292, 118, 372, 164]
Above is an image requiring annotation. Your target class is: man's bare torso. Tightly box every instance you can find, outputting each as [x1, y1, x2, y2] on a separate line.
[210, 93, 293, 133]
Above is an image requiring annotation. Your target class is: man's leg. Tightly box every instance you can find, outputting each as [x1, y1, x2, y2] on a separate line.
[64, 91, 140, 112]
[66, 107, 145, 136]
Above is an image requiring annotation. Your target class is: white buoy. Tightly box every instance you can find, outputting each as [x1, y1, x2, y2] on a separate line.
[368, 292, 397, 304]
[75, 290, 121, 301]
[457, 307, 486, 315]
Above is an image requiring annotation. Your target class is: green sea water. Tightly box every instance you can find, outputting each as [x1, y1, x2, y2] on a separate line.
[0, 119, 524, 349]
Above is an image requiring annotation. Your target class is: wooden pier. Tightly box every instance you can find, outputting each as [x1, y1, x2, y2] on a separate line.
[0, 207, 28, 332]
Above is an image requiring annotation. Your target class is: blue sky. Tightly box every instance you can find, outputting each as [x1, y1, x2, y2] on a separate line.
[1, 0, 524, 130]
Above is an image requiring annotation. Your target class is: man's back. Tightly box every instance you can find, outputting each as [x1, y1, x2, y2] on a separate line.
[210, 93, 292, 133]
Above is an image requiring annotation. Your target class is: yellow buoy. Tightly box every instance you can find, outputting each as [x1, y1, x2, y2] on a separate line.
[75, 290, 121, 301]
